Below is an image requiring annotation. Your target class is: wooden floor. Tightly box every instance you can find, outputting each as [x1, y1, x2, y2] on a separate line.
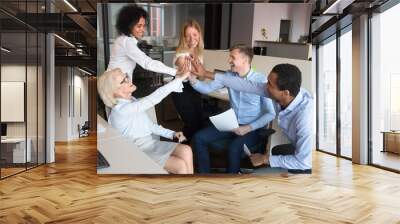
[1, 135, 400, 223]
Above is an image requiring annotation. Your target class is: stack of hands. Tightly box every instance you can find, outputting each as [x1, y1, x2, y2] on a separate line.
[176, 55, 270, 168]
[175, 55, 207, 80]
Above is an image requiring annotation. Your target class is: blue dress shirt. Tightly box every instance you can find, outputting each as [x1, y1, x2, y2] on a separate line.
[214, 73, 314, 170]
[191, 69, 275, 131]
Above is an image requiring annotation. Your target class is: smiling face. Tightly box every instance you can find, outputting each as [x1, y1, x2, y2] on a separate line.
[265, 72, 290, 103]
[113, 71, 136, 98]
[131, 17, 146, 39]
[185, 26, 200, 49]
[228, 49, 249, 73]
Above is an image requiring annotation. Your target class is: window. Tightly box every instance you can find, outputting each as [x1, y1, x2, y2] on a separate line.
[317, 36, 337, 155]
[149, 6, 164, 36]
[0, 1, 46, 179]
[339, 27, 352, 158]
[370, 2, 400, 171]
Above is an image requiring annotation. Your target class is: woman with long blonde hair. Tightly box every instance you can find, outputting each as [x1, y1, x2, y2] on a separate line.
[172, 19, 205, 143]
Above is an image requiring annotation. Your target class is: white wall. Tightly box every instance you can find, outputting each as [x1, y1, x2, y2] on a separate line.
[54, 67, 89, 141]
[252, 3, 311, 44]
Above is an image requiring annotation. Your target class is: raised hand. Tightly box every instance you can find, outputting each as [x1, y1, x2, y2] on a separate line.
[189, 55, 206, 77]
[176, 56, 191, 79]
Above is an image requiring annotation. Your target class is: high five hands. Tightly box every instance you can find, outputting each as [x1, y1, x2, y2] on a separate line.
[175, 56, 191, 80]
[189, 55, 206, 78]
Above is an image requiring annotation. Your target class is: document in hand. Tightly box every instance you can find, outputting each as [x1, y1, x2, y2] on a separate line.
[209, 108, 239, 131]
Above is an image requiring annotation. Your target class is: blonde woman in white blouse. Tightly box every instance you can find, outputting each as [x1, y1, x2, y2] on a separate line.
[107, 4, 186, 79]
[98, 68, 193, 174]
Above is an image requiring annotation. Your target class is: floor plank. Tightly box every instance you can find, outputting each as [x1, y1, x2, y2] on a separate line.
[0, 135, 399, 223]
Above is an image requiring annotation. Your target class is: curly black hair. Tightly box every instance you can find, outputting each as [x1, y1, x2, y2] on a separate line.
[271, 64, 302, 97]
[116, 4, 147, 36]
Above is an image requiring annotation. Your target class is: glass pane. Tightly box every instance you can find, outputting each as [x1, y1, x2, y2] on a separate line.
[318, 37, 337, 154]
[371, 3, 400, 171]
[340, 29, 352, 158]
[27, 31, 38, 169]
[1, 30, 27, 177]
[38, 32, 45, 165]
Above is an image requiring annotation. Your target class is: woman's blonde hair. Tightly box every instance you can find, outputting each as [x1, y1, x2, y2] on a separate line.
[97, 68, 122, 108]
[176, 19, 204, 57]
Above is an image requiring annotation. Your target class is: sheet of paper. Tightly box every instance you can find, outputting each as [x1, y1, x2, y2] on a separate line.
[209, 108, 239, 131]
[243, 144, 251, 157]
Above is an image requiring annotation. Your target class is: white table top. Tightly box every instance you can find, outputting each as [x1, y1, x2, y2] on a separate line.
[1, 137, 30, 143]
[97, 115, 168, 174]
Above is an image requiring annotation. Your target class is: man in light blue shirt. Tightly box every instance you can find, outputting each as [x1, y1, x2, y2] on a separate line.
[191, 44, 275, 173]
[191, 61, 314, 173]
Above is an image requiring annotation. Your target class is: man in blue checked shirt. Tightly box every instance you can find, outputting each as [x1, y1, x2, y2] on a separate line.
[191, 60, 314, 174]
[190, 44, 276, 174]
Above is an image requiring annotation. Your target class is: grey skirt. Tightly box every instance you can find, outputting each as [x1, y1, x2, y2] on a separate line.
[133, 135, 178, 167]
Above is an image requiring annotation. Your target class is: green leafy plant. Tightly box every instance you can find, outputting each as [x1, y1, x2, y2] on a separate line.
[261, 28, 267, 40]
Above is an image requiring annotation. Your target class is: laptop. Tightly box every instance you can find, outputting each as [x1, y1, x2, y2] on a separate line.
[97, 150, 110, 169]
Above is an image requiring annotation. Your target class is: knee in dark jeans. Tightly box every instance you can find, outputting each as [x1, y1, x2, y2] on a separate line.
[271, 144, 295, 155]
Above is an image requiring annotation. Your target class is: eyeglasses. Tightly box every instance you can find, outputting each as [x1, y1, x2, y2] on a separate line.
[120, 73, 131, 85]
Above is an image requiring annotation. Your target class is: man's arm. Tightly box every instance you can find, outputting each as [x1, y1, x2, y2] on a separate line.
[248, 98, 276, 131]
[191, 74, 225, 94]
[215, 74, 268, 97]
[191, 55, 268, 97]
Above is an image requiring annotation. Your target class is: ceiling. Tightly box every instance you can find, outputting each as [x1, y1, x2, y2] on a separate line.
[310, 0, 390, 43]
[0, 0, 98, 74]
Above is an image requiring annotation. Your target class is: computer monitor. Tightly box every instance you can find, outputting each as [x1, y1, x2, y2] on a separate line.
[1, 123, 7, 137]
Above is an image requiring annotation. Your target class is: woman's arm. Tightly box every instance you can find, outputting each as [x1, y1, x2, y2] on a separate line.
[124, 37, 177, 76]
[149, 123, 175, 140]
[121, 78, 184, 114]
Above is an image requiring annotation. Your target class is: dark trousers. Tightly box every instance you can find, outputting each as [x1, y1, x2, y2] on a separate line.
[172, 82, 204, 143]
[271, 144, 296, 155]
[270, 144, 312, 174]
[193, 125, 263, 173]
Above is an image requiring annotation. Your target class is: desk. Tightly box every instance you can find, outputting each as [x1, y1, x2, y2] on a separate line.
[97, 115, 167, 174]
[382, 131, 400, 154]
[1, 138, 31, 163]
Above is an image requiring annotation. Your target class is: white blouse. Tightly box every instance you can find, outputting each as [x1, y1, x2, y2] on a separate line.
[108, 78, 184, 140]
[107, 35, 177, 79]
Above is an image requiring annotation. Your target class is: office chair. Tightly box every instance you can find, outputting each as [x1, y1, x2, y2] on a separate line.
[78, 121, 90, 138]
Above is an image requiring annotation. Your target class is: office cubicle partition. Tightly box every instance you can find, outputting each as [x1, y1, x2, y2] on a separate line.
[0, 1, 47, 179]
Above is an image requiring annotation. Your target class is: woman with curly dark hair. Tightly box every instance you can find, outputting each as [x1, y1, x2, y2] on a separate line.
[107, 4, 188, 79]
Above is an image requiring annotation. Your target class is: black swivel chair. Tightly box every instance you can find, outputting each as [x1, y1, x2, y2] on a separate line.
[78, 121, 90, 138]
